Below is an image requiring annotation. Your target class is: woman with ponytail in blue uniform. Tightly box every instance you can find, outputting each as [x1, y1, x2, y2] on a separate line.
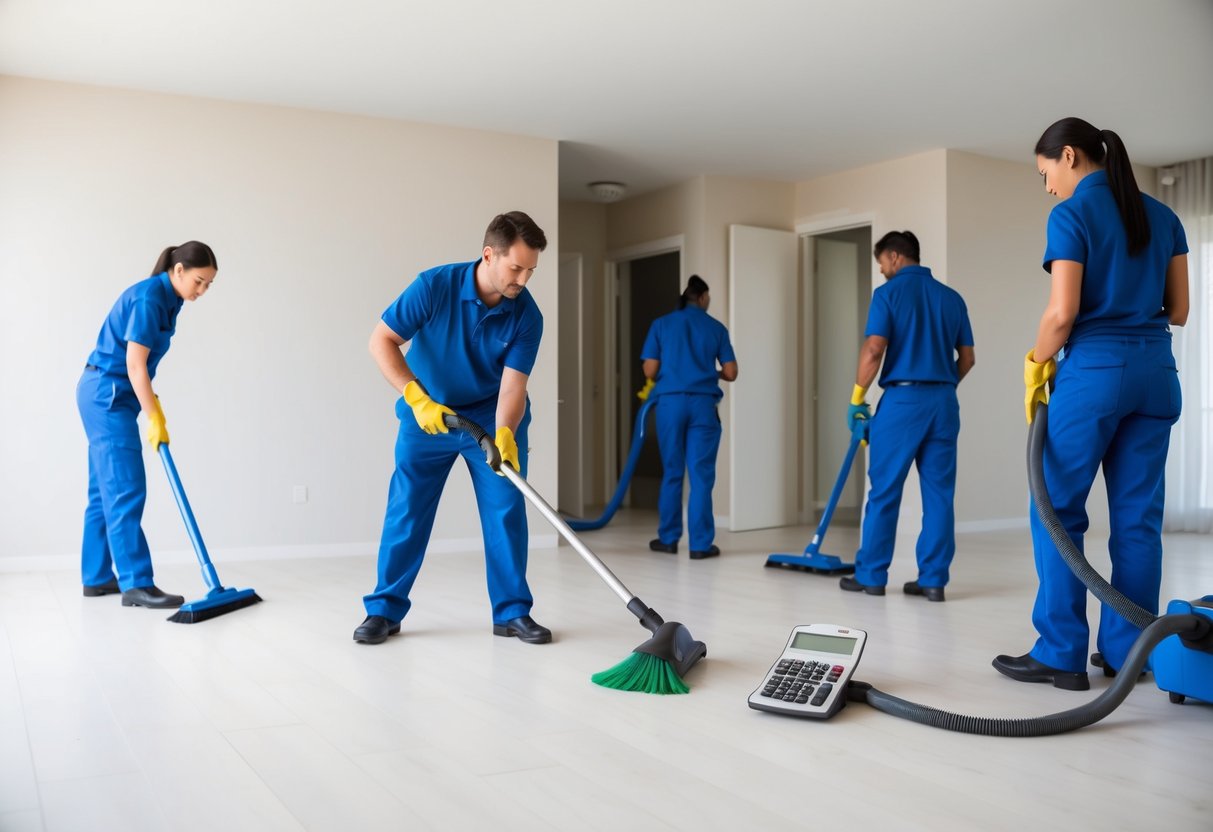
[640, 275, 738, 560]
[994, 118, 1189, 691]
[77, 242, 218, 609]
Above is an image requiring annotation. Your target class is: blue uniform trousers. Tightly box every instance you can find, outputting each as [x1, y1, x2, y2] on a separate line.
[654, 393, 721, 551]
[855, 385, 959, 588]
[364, 398, 533, 625]
[76, 369, 155, 591]
[1028, 336, 1180, 672]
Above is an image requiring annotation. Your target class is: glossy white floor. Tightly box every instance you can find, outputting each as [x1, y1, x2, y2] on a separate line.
[2, 511, 1211, 832]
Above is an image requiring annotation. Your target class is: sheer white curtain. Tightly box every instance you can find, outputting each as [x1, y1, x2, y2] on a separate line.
[1161, 158, 1213, 532]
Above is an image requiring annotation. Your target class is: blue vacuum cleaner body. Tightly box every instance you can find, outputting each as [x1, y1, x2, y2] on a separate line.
[1151, 595, 1213, 705]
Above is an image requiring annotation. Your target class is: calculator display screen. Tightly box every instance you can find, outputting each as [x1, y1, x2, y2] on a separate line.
[791, 632, 857, 654]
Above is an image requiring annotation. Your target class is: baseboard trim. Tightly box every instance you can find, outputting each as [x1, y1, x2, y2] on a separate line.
[0, 533, 559, 573]
[955, 517, 1028, 534]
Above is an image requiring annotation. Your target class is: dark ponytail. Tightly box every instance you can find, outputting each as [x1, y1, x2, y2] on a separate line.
[1035, 118, 1149, 255]
[1099, 129, 1149, 256]
[678, 274, 710, 310]
[151, 240, 218, 277]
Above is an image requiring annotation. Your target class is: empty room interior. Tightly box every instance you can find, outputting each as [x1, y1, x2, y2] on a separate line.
[2, 2, 1212, 831]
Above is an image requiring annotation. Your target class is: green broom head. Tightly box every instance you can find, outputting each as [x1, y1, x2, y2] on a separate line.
[591, 620, 706, 694]
[592, 651, 690, 694]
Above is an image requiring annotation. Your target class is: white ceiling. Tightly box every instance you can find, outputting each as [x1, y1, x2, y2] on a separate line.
[3, 0, 1211, 202]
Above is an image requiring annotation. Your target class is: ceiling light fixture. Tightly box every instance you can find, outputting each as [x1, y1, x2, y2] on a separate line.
[587, 181, 627, 203]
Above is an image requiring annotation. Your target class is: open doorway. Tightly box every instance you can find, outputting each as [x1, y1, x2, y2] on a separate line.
[801, 225, 872, 525]
[612, 250, 680, 509]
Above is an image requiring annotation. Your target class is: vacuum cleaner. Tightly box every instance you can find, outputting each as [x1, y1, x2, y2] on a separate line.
[443, 412, 706, 693]
[563, 397, 656, 531]
[764, 418, 866, 575]
[839, 402, 1212, 735]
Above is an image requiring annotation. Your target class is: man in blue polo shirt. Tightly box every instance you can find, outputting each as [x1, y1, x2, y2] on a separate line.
[354, 212, 551, 645]
[840, 231, 975, 601]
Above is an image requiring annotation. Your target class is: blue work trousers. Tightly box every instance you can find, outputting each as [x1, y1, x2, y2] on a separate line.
[364, 398, 533, 625]
[855, 385, 959, 588]
[1029, 336, 1180, 672]
[654, 393, 721, 551]
[76, 369, 155, 591]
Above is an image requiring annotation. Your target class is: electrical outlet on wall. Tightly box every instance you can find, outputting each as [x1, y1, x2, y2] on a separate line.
[292, 485, 308, 504]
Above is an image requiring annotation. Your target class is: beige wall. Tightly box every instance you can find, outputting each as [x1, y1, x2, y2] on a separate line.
[605, 177, 706, 272]
[946, 150, 1135, 534]
[0, 75, 559, 564]
[796, 149, 949, 275]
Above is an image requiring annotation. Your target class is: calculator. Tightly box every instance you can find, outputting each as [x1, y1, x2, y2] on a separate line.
[747, 624, 867, 719]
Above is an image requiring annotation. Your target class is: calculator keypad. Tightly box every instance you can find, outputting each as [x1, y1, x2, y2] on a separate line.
[759, 658, 845, 707]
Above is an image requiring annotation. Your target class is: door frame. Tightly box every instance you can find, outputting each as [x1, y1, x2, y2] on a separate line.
[557, 252, 585, 517]
[602, 234, 684, 501]
[796, 213, 876, 525]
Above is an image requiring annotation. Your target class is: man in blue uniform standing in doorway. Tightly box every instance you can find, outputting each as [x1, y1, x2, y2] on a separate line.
[640, 275, 739, 560]
[355, 211, 551, 645]
[841, 231, 975, 601]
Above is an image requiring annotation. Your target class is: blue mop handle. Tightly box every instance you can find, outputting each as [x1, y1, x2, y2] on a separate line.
[804, 419, 868, 556]
[157, 444, 222, 592]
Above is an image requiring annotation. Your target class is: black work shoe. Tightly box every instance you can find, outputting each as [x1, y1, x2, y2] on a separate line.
[992, 653, 1090, 691]
[839, 576, 885, 596]
[1090, 652, 1146, 680]
[121, 586, 185, 609]
[493, 615, 552, 644]
[83, 578, 120, 597]
[649, 539, 678, 554]
[903, 580, 945, 602]
[353, 615, 401, 644]
[689, 545, 720, 560]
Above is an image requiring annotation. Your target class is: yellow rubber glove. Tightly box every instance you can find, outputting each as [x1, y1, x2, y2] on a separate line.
[403, 380, 454, 435]
[847, 383, 870, 446]
[1024, 349, 1056, 425]
[636, 377, 655, 401]
[495, 426, 519, 474]
[146, 396, 170, 449]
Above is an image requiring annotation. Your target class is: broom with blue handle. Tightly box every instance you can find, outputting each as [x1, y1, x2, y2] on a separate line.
[157, 444, 262, 623]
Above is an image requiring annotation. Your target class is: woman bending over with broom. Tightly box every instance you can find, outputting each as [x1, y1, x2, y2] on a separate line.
[77, 241, 218, 609]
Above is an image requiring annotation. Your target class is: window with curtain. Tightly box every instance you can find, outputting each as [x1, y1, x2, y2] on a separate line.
[1160, 158, 1212, 533]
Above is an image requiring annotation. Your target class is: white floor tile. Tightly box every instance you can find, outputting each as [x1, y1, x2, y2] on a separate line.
[40, 772, 167, 832]
[3, 514, 1212, 831]
[224, 723, 422, 831]
[0, 810, 44, 832]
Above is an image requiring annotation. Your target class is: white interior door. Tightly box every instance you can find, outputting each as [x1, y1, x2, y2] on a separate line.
[557, 253, 583, 517]
[814, 237, 862, 508]
[729, 224, 798, 531]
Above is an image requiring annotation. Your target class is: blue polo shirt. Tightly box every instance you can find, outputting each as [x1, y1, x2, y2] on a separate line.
[1042, 170, 1188, 342]
[640, 305, 736, 399]
[382, 260, 543, 408]
[86, 271, 183, 379]
[865, 265, 974, 386]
